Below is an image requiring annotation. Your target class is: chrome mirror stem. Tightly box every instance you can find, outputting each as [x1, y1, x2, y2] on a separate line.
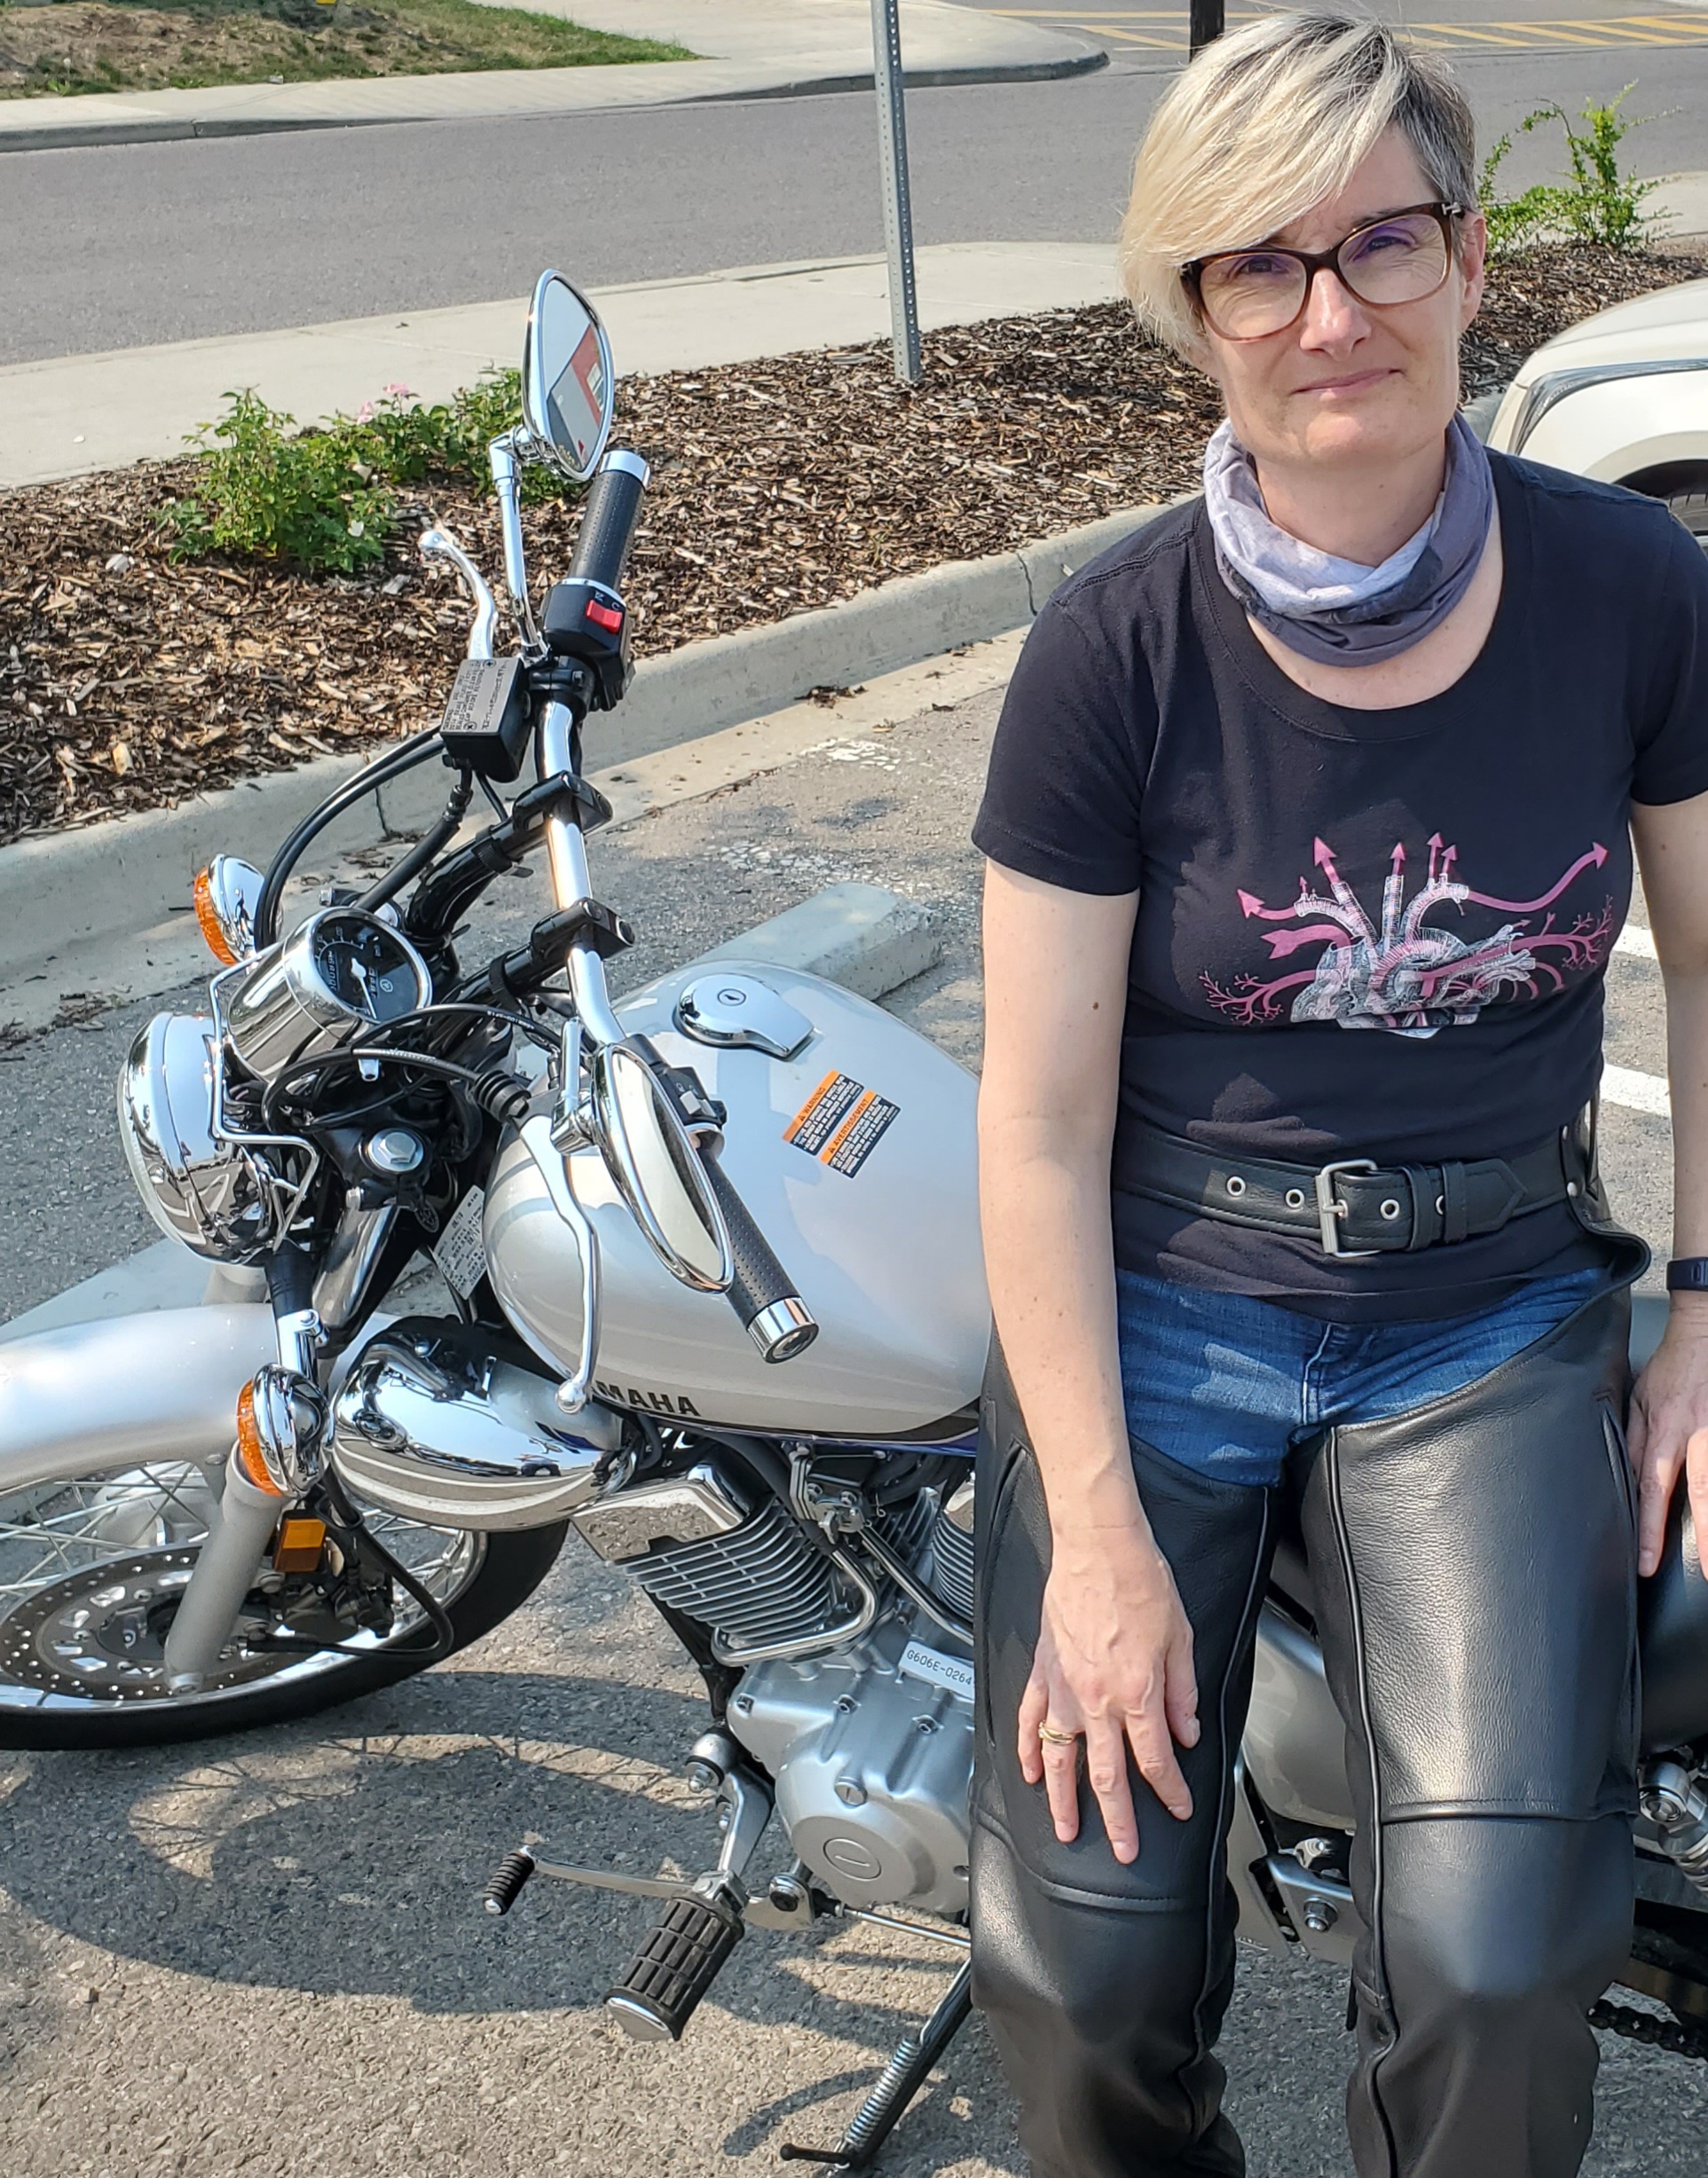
[489, 434, 541, 649]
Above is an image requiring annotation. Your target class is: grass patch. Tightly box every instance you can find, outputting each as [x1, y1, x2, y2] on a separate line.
[0, 0, 695, 99]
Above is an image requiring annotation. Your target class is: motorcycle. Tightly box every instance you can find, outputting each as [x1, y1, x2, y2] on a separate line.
[5, 271, 1708, 2173]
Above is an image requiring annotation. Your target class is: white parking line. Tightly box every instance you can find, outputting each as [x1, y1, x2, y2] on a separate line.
[1603, 1064, 1671, 1117]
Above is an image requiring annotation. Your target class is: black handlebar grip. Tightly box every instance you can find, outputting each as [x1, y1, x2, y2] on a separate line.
[700, 1150, 818, 1364]
[568, 449, 649, 594]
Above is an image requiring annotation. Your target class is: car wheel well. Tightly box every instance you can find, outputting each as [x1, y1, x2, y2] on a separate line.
[1615, 460, 1708, 503]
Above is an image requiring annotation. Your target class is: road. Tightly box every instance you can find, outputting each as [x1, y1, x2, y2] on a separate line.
[0, 672, 1699, 2178]
[4, 37, 1707, 365]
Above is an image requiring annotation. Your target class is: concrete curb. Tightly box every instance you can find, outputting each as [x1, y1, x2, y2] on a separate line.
[0, 51, 1104, 157]
[0, 881, 940, 1343]
[0, 503, 1164, 994]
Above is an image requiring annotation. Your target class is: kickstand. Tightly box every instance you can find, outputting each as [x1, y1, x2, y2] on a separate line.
[779, 1959, 973, 2173]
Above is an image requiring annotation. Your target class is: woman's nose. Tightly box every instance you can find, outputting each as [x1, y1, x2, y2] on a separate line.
[1299, 264, 1367, 348]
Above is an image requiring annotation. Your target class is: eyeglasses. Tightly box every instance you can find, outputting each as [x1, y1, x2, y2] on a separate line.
[1184, 202, 1464, 342]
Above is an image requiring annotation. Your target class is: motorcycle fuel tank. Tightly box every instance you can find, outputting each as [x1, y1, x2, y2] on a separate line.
[484, 960, 990, 1437]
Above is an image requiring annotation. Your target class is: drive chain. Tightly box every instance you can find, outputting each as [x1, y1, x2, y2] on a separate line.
[1591, 1997, 1708, 2064]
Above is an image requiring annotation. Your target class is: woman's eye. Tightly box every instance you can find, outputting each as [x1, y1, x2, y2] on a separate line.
[1348, 223, 1422, 263]
[1227, 254, 1295, 282]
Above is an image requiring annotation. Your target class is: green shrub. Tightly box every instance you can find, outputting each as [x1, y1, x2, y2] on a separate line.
[161, 390, 396, 574]
[1480, 88, 1661, 258]
[159, 369, 555, 574]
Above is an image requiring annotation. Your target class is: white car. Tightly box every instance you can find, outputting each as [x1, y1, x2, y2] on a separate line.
[1483, 275, 1708, 546]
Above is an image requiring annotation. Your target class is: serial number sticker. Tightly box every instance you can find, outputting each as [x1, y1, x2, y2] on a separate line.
[432, 1185, 487, 1299]
[783, 1070, 900, 1177]
[899, 1639, 975, 1704]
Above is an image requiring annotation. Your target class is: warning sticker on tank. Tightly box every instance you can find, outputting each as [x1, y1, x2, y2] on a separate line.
[783, 1069, 900, 1177]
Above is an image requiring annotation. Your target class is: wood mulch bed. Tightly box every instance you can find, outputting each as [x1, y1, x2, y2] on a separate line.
[2, 242, 1701, 848]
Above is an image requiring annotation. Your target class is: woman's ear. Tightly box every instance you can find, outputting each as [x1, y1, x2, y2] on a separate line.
[1457, 208, 1488, 330]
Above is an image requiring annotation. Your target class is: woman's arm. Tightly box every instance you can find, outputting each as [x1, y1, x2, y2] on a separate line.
[980, 860, 1199, 1864]
[1626, 790, 1708, 1574]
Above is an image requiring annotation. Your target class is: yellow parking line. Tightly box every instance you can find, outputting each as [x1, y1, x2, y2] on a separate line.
[986, 8, 1708, 42]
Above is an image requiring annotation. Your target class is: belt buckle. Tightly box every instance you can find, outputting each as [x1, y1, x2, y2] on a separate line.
[1314, 1159, 1379, 1258]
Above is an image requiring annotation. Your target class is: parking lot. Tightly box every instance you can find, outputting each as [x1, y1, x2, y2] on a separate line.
[3, 676, 1705, 2175]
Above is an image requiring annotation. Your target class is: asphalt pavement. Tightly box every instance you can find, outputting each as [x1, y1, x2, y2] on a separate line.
[6, 44, 1708, 366]
[0, 671, 1699, 2177]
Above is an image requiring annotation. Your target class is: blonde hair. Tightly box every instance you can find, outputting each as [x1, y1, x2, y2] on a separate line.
[1120, 11, 1477, 356]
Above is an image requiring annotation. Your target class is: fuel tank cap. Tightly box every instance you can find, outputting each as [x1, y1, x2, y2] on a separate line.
[673, 972, 813, 1060]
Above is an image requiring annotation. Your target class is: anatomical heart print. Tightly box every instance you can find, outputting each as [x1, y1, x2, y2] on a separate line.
[1202, 834, 1617, 1039]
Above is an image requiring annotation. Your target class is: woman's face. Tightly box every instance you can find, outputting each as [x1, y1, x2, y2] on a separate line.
[1199, 129, 1486, 477]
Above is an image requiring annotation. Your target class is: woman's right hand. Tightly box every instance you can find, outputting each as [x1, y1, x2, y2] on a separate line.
[1017, 1520, 1200, 1865]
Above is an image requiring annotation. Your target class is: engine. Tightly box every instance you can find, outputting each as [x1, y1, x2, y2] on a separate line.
[571, 1460, 977, 1917]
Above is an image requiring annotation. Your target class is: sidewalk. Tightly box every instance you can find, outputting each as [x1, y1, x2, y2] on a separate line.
[2, 241, 1124, 489]
[0, 0, 1103, 154]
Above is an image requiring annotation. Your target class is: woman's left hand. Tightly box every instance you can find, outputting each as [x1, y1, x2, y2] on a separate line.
[1628, 1301, 1708, 1577]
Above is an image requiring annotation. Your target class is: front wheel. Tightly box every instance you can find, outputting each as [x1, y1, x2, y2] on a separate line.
[0, 1456, 566, 1749]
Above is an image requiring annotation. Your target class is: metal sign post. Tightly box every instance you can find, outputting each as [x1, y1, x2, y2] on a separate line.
[870, 0, 923, 385]
[1189, 0, 1224, 53]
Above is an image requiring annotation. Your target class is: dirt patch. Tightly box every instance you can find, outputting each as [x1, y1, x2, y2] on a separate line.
[2, 243, 1701, 848]
[0, 0, 689, 98]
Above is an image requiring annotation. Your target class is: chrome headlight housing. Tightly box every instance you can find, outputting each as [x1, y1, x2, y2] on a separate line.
[117, 1012, 279, 1262]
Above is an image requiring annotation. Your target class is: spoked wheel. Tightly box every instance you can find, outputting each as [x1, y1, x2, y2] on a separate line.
[0, 1458, 565, 1749]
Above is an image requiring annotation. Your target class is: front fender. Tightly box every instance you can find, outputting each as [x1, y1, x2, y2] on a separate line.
[0, 1305, 277, 1492]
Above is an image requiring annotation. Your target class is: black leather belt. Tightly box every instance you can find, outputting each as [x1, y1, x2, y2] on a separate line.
[1121, 1118, 1594, 1258]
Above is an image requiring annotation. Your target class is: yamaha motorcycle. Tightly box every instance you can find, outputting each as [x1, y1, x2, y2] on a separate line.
[5, 272, 1708, 2171]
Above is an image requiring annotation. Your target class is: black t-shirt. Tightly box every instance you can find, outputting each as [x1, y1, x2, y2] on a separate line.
[973, 454, 1708, 1319]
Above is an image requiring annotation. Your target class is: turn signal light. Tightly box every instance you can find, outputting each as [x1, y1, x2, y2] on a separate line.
[234, 1380, 285, 1496]
[193, 865, 240, 965]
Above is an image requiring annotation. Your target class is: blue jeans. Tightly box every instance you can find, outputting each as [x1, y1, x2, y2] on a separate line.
[1115, 1265, 1607, 1489]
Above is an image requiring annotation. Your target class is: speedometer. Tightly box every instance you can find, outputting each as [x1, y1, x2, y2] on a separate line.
[311, 913, 423, 1024]
[224, 908, 432, 1083]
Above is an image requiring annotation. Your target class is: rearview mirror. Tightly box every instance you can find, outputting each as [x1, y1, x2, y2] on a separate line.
[520, 269, 615, 483]
[590, 1042, 732, 1293]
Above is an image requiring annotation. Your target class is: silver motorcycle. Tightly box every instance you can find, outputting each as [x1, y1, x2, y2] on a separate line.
[4, 272, 1708, 2173]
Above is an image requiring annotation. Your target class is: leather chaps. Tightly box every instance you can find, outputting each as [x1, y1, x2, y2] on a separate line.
[970, 1286, 1640, 2178]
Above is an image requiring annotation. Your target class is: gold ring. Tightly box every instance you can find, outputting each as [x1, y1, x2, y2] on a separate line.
[1038, 1721, 1079, 1746]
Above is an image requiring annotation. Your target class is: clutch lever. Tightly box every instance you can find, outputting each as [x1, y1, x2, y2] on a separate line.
[419, 525, 499, 660]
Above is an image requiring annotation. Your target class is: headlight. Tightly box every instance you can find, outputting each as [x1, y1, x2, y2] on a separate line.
[117, 1013, 278, 1262]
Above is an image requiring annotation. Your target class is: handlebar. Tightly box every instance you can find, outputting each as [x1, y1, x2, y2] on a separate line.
[568, 449, 649, 592]
[699, 1147, 819, 1363]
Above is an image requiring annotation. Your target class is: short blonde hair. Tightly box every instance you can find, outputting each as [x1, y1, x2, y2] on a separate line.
[1120, 11, 1477, 356]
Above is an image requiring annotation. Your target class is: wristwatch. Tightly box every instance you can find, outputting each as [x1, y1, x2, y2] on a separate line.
[1665, 1258, 1708, 1293]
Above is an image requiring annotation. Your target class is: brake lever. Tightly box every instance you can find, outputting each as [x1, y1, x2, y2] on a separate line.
[418, 526, 499, 660]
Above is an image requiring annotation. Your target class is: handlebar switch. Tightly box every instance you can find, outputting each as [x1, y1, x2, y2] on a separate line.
[542, 579, 632, 712]
[439, 655, 532, 781]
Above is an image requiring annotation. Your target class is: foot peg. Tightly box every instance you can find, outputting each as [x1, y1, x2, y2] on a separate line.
[484, 1849, 538, 1916]
[605, 1893, 744, 2043]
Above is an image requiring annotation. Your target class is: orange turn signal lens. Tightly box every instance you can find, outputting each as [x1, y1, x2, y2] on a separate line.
[193, 865, 240, 966]
[272, 1516, 327, 1574]
[234, 1380, 284, 1496]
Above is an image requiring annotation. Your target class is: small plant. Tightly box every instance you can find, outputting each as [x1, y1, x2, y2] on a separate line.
[1479, 87, 1662, 257]
[161, 390, 396, 574]
[159, 370, 551, 575]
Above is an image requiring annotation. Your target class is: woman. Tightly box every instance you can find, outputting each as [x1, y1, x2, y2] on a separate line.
[971, 13, 1708, 2178]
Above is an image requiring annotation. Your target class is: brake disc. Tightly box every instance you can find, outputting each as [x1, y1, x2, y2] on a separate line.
[0, 1550, 284, 1702]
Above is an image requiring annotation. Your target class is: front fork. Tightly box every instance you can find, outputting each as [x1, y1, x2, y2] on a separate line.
[161, 1301, 327, 1692]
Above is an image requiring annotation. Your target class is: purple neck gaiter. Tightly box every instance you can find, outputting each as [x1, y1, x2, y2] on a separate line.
[1203, 412, 1496, 668]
